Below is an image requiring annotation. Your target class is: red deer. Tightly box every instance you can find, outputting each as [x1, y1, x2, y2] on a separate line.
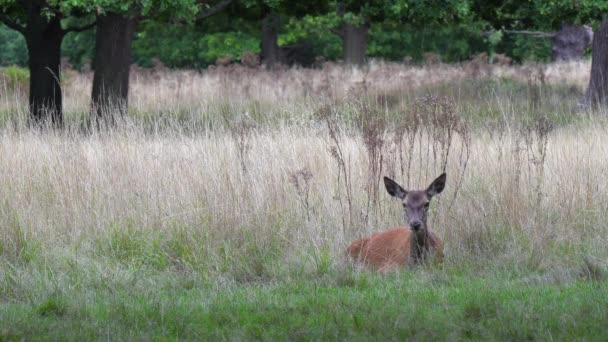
[347, 174, 446, 272]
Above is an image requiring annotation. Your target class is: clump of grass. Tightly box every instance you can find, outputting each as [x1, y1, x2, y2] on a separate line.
[218, 230, 285, 283]
[0, 205, 41, 264]
[37, 294, 67, 317]
[165, 225, 207, 271]
[96, 225, 168, 270]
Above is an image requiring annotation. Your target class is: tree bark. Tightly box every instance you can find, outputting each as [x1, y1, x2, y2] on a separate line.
[551, 24, 593, 62]
[91, 12, 137, 125]
[260, 12, 283, 67]
[343, 22, 368, 66]
[585, 18, 608, 107]
[24, 8, 63, 127]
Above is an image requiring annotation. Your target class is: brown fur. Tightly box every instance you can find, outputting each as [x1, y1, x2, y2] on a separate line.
[347, 174, 447, 272]
[347, 227, 443, 272]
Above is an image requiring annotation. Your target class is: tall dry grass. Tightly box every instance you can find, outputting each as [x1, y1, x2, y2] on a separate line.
[0, 59, 595, 128]
[0, 60, 607, 283]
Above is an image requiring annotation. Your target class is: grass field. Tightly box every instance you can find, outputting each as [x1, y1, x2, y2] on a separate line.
[3, 269, 608, 340]
[1, 60, 608, 340]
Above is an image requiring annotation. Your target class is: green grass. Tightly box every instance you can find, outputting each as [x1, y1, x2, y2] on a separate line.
[2, 271, 606, 340]
[1, 239, 607, 340]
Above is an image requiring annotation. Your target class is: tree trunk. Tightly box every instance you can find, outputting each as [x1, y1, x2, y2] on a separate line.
[260, 12, 282, 67]
[24, 9, 63, 127]
[91, 12, 137, 125]
[551, 24, 593, 62]
[585, 18, 608, 107]
[343, 22, 368, 66]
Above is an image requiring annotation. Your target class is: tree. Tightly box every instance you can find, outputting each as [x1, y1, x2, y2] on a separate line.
[331, 0, 472, 66]
[238, 1, 329, 67]
[470, 0, 608, 106]
[551, 24, 593, 61]
[334, 2, 368, 65]
[474, 0, 607, 61]
[260, 10, 281, 67]
[89, 0, 232, 125]
[334, 1, 371, 65]
[0, 0, 232, 126]
[585, 17, 608, 107]
[91, 12, 137, 123]
[0, 1, 95, 127]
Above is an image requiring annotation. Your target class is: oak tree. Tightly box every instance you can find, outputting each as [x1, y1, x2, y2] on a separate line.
[0, 1, 95, 126]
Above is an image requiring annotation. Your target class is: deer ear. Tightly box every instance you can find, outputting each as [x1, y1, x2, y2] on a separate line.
[384, 177, 407, 199]
[426, 173, 446, 197]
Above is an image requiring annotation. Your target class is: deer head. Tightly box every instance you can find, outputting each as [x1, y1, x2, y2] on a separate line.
[383, 173, 446, 233]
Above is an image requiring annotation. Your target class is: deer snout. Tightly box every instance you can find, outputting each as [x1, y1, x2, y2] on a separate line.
[410, 221, 422, 231]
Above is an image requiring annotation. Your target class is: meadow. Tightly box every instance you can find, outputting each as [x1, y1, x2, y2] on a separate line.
[1, 60, 608, 340]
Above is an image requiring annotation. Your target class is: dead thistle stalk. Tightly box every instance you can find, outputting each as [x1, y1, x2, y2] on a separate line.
[230, 114, 255, 174]
[288, 168, 314, 222]
[359, 103, 386, 224]
[315, 104, 354, 231]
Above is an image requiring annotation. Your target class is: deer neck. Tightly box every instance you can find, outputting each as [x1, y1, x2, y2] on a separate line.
[411, 227, 430, 262]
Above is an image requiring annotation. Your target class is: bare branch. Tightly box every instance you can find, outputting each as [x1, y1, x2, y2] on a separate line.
[331, 27, 344, 39]
[0, 13, 25, 34]
[502, 29, 555, 38]
[196, 0, 232, 20]
[62, 20, 96, 35]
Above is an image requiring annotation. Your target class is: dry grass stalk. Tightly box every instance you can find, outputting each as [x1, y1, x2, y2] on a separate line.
[0, 61, 606, 280]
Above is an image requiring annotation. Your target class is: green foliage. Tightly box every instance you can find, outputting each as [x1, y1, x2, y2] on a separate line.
[0, 24, 96, 70]
[368, 23, 488, 62]
[64, 21, 556, 68]
[0, 0, 600, 69]
[486, 29, 503, 47]
[133, 22, 260, 68]
[44, 0, 201, 21]
[62, 30, 96, 70]
[239, 0, 330, 18]
[0, 24, 26, 66]
[340, 0, 473, 23]
[476, 0, 607, 33]
[518, 0, 608, 29]
[281, 15, 342, 60]
[198, 32, 260, 65]
[0, 0, 213, 65]
[508, 34, 552, 62]
[281, 17, 491, 64]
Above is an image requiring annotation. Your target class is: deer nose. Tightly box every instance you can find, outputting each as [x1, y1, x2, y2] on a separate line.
[410, 221, 422, 231]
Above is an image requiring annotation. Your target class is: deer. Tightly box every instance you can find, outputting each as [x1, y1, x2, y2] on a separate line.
[347, 173, 446, 272]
